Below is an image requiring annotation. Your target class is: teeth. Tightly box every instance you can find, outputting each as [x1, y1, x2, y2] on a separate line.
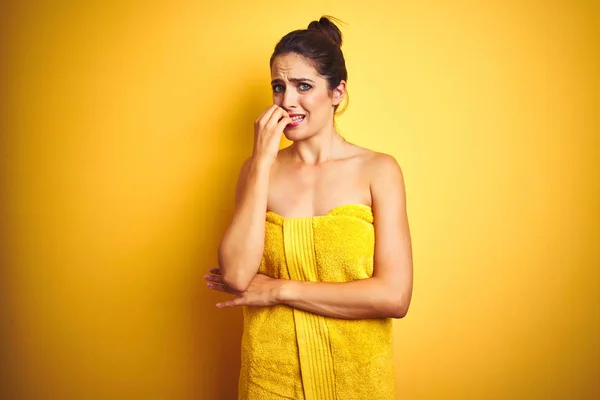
[291, 116, 304, 122]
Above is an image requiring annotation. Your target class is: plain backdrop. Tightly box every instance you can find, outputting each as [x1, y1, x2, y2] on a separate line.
[1, 1, 598, 399]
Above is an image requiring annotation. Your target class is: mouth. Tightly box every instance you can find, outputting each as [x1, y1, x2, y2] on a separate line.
[287, 114, 305, 128]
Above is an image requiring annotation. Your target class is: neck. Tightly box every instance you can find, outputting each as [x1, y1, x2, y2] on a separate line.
[289, 122, 346, 164]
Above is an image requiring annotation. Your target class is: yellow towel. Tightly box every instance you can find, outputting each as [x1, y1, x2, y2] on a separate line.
[239, 204, 394, 400]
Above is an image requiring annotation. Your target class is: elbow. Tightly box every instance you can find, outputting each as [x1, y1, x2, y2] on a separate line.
[217, 244, 252, 293]
[219, 258, 252, 292]
[222, 272, 251, 293]
[217, 239, 261, 293]
[387, 294, 411, 319]
[390, 303, 409, 319]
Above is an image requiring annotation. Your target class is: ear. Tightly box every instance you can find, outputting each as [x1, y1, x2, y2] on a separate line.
[331, 80, 347, 106]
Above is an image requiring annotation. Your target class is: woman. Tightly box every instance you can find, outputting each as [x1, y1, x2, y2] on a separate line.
[205, 16, 413, 400]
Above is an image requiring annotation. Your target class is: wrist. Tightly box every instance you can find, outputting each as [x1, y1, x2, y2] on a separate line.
[274, 280, 296, 304]
[249, 155, 274, 171]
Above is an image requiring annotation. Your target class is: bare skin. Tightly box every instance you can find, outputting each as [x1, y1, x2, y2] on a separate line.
[266, 143, 373, 218]
[208, 53, 413, 319]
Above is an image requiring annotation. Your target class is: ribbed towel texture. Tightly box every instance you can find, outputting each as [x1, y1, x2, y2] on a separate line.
[238, 204, 394, 400]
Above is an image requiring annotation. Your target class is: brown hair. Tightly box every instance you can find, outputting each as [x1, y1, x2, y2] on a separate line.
[270, 16, 349, 114]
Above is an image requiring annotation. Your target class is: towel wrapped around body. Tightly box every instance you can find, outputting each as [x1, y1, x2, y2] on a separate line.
[238, 204, 395, 400]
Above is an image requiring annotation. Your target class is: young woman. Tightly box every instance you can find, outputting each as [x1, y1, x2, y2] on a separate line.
[205, 16, 413, 400]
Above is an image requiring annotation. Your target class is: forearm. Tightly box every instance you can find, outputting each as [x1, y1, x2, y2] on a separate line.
[218, 158, 270, 291]
[277, 277, 410, 320]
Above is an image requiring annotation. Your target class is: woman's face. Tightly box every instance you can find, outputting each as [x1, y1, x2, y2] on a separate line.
[271, 53, 343, 141]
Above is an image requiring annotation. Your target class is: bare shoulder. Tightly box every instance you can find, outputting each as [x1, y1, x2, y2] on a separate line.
[360, 151, 406, 210]
[336, 143, 404, 188]
[359, 150, 403, 183]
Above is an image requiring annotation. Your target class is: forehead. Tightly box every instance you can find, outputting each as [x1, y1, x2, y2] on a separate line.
[271, 53, 321, 80]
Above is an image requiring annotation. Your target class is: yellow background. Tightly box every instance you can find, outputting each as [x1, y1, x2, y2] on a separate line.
[1, 1, 598, 399]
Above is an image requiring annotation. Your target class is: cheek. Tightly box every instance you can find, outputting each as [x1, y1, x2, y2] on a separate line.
[302, 92, 329, 113]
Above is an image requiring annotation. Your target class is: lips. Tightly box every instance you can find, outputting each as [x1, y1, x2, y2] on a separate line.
[287, 114, 305, 127]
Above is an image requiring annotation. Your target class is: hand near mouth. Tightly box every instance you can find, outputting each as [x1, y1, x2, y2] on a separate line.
[253, 104, 292, 166]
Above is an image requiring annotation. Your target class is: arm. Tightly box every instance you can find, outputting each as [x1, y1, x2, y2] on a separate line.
[210, 153, 414, 319]
[277, 154, 413, 319]
[217, 157, 271, 292]
[276, 278, 407, 319]
[217, 105, 292, 292]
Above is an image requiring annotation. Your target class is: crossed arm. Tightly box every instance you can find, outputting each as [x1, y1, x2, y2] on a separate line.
[207, 153, 413, 320]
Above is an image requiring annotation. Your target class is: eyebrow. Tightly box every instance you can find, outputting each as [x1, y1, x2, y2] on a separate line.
[271, 78, 315, 85]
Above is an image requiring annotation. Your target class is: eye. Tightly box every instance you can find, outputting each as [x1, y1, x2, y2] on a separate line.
[272, 84, 284, 93]
[299, 83, 312, 91]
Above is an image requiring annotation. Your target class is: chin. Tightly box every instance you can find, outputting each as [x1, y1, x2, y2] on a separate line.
[283, 128, 307, 142]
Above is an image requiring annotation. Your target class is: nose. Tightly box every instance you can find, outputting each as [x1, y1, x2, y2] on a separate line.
[281, 87, 297, 111]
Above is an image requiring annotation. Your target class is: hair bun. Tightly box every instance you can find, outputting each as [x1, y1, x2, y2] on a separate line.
[307, 15, 343, 48]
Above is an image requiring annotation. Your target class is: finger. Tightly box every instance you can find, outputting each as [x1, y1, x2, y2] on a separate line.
[207, 282, 238, 295]
[255, 104, 276, 124]
[276, 111, 291, 124]
[216, 297, 246, 308]
[207, 283, 229, 294]
[204, 274, 224, 283]
[266, 107, 288, 127]
[256, 104, 279, 125]
[209, 268, 221, 275]
[277, 115, 293, 131]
